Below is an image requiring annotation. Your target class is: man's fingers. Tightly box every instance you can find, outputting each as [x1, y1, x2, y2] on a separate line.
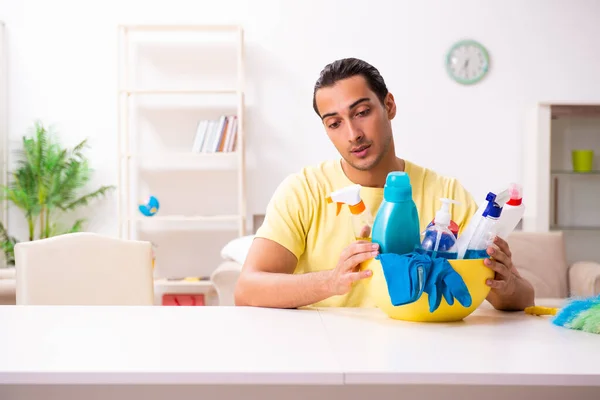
[354, 241, 378, 253]
[341, 241, 371, 259]
[344, 249, 378, 271]
[492, 236, 512, 258]
[486, 245, 511, 268]
[484, 257, 509, 278]
[486, 277, 506, 290]
[344, 241, 378, 259]
[346, 269, 373, 283]
[359, 225, 371, 238]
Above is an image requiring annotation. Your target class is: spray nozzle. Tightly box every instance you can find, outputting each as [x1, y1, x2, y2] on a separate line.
[507, 183, 523, 206]
[434, 198, 461, 227]
[482, 190, 508, 218]
[326, 184, 365, 216]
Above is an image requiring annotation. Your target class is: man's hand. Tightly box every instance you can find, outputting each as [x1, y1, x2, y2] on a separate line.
[484, 236, 518, 295]
[357, 224, 371, 239]
[484, 236, 535, 311]
[328, 241, 378, 296]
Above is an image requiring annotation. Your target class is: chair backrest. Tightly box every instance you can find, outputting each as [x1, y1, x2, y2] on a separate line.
[506, 230, 568, 298]
[14, 232, 154, 305]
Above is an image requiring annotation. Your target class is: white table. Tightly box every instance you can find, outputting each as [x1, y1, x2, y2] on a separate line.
[0, 301, 598, 400]
[0, 306, 341, 385]
[318, 305, 600, 386]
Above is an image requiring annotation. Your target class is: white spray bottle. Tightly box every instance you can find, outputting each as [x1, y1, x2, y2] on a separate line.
[456, 188, 510, 259]
[421, 198, 461, 254]
[464, 190, 511, 259]
[495, 183, 526, 240]
[326, 184, 374, 241]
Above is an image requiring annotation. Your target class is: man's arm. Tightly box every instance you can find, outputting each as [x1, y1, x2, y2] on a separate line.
[233, 170, 332, 308]
[234, 237, 375, 308]
[484, 236, 535, 311]
[234, 238, 333, 308]
[234, 170, 375, 308]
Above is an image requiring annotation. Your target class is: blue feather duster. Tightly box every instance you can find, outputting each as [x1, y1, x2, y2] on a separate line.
[552, 295, 600, 334]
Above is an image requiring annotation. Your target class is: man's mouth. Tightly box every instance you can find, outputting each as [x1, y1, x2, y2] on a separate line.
[351, 144, 371, 158]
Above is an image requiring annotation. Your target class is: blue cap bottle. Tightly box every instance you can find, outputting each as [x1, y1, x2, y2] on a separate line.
[466, 192, 504, 253]
[371, 172, 421, 255]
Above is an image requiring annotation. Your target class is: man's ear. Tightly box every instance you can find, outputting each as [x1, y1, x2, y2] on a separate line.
[384, 92, 397, 119]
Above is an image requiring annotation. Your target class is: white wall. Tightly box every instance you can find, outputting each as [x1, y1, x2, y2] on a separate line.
[1, 0, 600, 274]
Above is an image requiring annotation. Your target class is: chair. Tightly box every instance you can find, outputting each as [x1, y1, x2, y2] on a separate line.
[14, 232, 154, 305]
[211, 261, 244, 306]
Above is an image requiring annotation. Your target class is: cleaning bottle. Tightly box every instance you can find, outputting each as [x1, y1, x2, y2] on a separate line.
[463, 191, 509, 259]
[495, 183, 526, 240]
[456, 188, 509, 259]
[326, 184, 374, 241]
[371, 172, 420, 255]
[421, 198, 460, 257]
[426, 219, 460, 238]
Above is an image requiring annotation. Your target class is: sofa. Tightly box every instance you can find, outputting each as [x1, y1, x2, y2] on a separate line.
[213, 230, 600, 305]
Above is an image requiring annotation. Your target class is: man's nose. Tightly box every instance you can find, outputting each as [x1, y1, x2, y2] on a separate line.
[347, 121, 363, 142]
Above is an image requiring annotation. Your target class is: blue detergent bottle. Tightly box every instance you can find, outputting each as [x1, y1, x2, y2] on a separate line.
[371, 172, 421, 255]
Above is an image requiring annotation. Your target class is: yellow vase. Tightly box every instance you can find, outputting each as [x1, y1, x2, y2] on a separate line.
[361, 257, 494, 322]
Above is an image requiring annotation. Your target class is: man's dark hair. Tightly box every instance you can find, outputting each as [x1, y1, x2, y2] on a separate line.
[312, 57, 389, 116]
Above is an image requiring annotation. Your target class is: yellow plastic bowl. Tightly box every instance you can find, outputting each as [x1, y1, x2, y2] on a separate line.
[361, 257, 494, 322]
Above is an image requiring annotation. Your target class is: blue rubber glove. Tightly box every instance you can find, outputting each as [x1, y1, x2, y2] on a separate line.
[423, 256, 472, 312]
[377, 251, 472, 313]
[376, 252, 430, 306]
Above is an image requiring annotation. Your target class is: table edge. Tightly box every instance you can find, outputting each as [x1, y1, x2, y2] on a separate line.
[0, 371, 344, 385]
[343, 372, 600, 386]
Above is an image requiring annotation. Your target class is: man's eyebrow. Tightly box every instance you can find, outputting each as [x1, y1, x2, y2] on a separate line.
[348, 97, 371, 109]
[321, 97, 371, 120]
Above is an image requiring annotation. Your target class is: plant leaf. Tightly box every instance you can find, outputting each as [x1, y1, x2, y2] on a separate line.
[0, 120, 115, 246]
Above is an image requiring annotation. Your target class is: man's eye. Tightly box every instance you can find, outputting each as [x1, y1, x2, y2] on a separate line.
[356, 109, 370, 117]
[328, 121, 340, 129]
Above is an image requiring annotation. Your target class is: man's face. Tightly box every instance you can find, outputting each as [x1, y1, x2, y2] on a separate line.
[315, 75, 395, 171]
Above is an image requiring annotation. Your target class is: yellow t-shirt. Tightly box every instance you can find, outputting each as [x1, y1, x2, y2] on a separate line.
[254, 159, 479, 307]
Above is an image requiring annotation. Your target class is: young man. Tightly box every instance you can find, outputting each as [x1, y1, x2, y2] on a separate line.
[234, 58, 535, 311]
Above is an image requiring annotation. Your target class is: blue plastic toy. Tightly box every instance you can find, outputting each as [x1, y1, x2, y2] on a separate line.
[138, 195, 159, 217]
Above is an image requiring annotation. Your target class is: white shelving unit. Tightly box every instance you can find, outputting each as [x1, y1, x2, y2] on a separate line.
[117, 24, 247, 284]
[524, 103, 600, 264]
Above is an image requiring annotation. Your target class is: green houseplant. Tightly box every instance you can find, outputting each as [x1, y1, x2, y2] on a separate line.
[0, 121, 115, 266]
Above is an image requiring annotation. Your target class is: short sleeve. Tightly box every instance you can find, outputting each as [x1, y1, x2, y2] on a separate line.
[254, 173, 314, 260]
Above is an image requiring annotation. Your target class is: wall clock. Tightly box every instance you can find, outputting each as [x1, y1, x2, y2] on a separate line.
[445, 39, 490, 85]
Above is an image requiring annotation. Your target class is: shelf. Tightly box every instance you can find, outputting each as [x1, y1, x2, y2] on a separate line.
[120, 24, 241, 33]
[551, 170, 600, 175]
[153, 278, 215, 299]
[154, 278, 213, 289]
[120, 89, 239, 95]
[130, 214, 242, 231]
[134, 214, 241, 222]
[125, 151, 239, 170]
[550, 225, 600, 231]
[551, 105, 600, 119]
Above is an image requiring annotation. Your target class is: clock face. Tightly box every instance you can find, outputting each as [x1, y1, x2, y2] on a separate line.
[446, 40, 489, 85]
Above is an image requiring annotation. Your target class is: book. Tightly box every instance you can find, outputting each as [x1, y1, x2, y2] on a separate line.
[191, 115, 238, 153]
